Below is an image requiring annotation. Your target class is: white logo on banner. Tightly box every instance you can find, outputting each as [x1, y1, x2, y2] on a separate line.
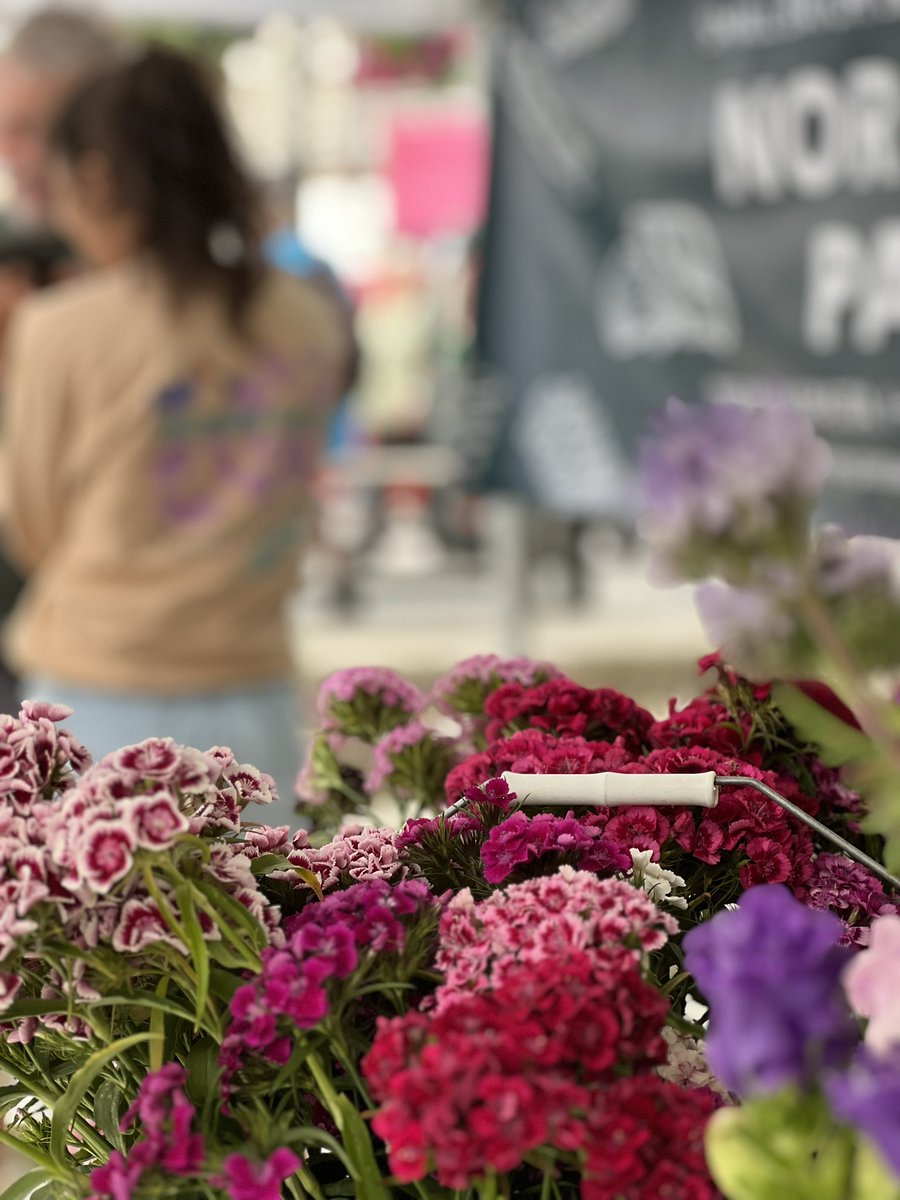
[596, 203, 742, 359]
[533, 0, 638, 61]
[512, 374, 633, 517]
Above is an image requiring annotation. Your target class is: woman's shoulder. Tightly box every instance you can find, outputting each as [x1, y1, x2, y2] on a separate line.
[254, 267, 351, 358]
[13, 263, 145, 337]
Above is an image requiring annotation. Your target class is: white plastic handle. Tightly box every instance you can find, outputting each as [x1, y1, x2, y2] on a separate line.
[500, 771, 719, 809]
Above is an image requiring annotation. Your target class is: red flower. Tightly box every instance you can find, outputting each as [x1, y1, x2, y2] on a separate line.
[739, 837, 793, 888]
[484, 680, 653, 750]
[581, 1076, 722, 1200]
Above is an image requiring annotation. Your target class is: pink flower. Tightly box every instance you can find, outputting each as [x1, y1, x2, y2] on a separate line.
[221, 1148, 301, 1200]
[20, 700, 73, 723]
[843, 914, 900, 1055]
[129, 791, 189, 849]
[112, 898, 185, 955]
[74, 818, 136, 894]
[106, 737, 181, 779]
[0, 972, 22, 1013]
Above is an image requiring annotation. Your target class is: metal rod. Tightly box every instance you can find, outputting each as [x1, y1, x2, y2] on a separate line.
[715, 776, 900, 893]
[444, 773, 900, 893]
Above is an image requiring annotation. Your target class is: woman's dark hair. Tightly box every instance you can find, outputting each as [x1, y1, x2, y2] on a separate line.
[49, 45, 263, 324]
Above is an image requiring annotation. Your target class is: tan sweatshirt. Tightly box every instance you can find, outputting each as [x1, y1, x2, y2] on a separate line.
[1, 260, 348, 693]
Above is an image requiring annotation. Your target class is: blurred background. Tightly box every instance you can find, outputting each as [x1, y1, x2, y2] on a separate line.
[4, 0, 900, 724]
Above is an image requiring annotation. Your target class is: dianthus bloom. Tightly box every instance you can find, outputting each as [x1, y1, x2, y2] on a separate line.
[363, 949, 669, 1190]
[483, 679, 653, 750]
[316, 667, 424, 740]
[581, 1075, 722, 1200]
[220, 1148, 301, 1200]
[289, 825, 413, 893]
[639, 398, 830, 584]
[684, 886, 858, 1094]
[219, 879, 436, 1094]
[480, 810, 631, 884]
[444, 729, 633, 803]
[365, 720, 458, 802]
[427, 654, 562, 726]
[436, 868, 676, 1002]
[89, 1064, 205, 1198]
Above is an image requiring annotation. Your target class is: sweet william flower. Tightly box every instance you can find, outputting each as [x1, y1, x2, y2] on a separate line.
[221, 1147, 301, 1200]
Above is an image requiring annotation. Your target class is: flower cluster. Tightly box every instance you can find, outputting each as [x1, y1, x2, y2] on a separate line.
[0, 732, 280, 1045]
[316, 667, 424, 740]
[427, 653, 562, 733]
[480, 809, 632, 884]
[363, 868, 718, 1194]
[89, 1065, 205, 1198]
[364, 719, 459, 807]
[639, 398, 831, 584]
[288, 824, 414, 893]
[434, 870, 677, 1002]
[219, 879, 437, 1091]
[483, 678, 654, 750]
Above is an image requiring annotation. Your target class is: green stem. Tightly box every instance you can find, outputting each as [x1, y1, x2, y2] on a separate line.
[797, 591, 898, 750]
[0, 1125, 64, 1177]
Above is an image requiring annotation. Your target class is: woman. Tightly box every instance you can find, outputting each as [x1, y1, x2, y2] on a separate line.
[1, 47, 350, 825]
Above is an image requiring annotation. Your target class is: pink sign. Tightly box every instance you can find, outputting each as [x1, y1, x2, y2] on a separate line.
[388, 112, 489, 238]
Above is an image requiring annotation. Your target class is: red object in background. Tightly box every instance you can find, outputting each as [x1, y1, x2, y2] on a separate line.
[388, 113, 489, 238]
[793, 680, 862, 730]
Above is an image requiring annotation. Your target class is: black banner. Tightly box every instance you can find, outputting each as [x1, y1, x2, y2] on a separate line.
[477, 0, 900, 533]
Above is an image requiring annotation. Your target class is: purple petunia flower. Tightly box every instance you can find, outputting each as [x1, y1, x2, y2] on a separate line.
[683, 885, 858, 1095]
[826, 1047, 900, 1175]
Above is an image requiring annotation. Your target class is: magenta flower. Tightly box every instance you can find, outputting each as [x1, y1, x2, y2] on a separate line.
[222, 1148, 301, 1200]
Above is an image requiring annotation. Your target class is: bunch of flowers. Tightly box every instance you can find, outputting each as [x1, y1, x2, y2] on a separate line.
[361, 869, 720, 1197]
[685, 887, 900, 1197]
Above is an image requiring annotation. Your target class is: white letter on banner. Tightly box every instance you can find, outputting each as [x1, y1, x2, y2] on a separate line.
[711, 77, 784, 205]
[784, 68, 843, 200]
[853, 220, 900, 353]
[805, 223, 864, 354]
[846, 59, 900, 192]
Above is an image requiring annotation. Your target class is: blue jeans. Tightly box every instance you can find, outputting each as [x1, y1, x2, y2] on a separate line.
[23, 677, 305, 831]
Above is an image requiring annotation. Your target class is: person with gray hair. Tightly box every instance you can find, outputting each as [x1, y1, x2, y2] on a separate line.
[0, 6, 127, 222]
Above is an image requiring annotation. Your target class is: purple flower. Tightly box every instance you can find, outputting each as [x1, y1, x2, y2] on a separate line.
[428, 654, 563, 720]
[826, 1047, 900, 1175]
[640, 399, 831, 583]
[695, 581, 794, 663]
[683, 886, 858, 1094]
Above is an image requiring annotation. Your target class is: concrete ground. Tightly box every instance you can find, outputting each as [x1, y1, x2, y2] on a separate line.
[292, 521, 710, 718]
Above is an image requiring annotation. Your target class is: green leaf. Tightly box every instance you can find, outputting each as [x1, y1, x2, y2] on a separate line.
[0, 1171, 58, 1200]
[208, 968, 242, 1003]
[185, 1037, 220, 1109]
[291, 868, 325, 900]
[772, 684, 875, 767]
[49, 1031, 160, 1166]
[92, 1080, 125, 1152]
[333, 1096, 390, 1200]
[250, 853, 293, 875]
[176, 882, 210, 1029]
